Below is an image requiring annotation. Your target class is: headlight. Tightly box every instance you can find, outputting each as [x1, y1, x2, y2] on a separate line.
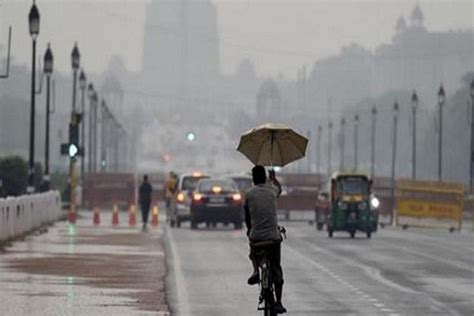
[370, 197, 380, 209]
[357, 202, 368, 211]
[337, 201, 348, 210]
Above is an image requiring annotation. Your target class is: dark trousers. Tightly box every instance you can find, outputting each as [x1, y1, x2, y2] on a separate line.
[141, 202, 151, 224]
[249, 239, 284, 285]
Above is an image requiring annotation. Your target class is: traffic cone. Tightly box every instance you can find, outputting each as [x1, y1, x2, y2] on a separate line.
[112, 205, 119, 226]
[129, 204, 137, 226]
[93, 207, 100, 225]
[151, 204, 159, 227]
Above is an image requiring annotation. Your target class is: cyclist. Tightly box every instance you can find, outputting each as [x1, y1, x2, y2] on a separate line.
[244, 165, 287, 314]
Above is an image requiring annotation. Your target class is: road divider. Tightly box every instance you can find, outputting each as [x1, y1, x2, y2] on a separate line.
[0, 191, 61, 242]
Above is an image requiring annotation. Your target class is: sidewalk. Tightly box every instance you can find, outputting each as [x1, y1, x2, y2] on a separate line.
[0, 210, 169, 315]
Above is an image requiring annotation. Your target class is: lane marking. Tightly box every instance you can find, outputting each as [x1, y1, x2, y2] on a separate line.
[166, 227, 191, 316]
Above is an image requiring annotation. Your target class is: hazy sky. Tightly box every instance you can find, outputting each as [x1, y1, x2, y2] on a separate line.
[0, 0, 472, 79]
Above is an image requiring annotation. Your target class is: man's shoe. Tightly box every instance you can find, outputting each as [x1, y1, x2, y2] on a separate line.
[275, 302, 287, 314]
[247, 271, 259, 285]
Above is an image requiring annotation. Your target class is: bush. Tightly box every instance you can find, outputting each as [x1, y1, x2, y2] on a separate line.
[0, 156, 28, 196]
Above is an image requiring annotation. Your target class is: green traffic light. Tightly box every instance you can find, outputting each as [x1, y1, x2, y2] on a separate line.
[187, 132, 195, 142]
[68, 143, 79, 157]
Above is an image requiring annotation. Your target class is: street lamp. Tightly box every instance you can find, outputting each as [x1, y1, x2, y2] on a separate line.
[87, 83, 95, 174]
[317, 125, 322, 185]
[370, 106, 377, 178]
[340, 118, 346, 170]
[470, 79, 474, 193]
[354, 114, 359, 172]
[100, 100, 108, 172]
[68, 42, 80, 223]
[27, 0, 40, 193]
[411, 91, 419, 180]
[42, 43, 53, 191]
[79, 69, 87, 185]
[437, 85, 445, 182]
[327, 120, 333, 179]
[391, 101, 399, 226]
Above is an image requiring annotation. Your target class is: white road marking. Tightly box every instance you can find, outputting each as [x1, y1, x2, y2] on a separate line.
[166, 227, 191, 316]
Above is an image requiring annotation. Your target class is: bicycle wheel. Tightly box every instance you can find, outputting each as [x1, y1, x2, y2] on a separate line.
[263, 288, 276, 316]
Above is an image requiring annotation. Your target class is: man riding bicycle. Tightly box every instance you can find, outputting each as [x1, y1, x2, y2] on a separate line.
[244, 165, 287, 314]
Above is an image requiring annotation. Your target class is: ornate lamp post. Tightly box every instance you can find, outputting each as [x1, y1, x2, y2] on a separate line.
[411, 91, 418, 180]
[391, 102, 399, 225]
[79, 69, 86, 184]
[27, 0, 40, 193]
[470, 80, 474, 192]
[370, 106, 377, 178]
[42, 43, 53, 191]
[437, 85, 445, 182]
[87, 83, 95, 174]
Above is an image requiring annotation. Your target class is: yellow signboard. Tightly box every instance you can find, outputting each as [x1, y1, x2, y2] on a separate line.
[396, 179, 464, 229]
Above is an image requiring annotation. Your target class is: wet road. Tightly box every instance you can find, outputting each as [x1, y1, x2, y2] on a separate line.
[166, 221, 474, 316]
[0, 212, 169, 316]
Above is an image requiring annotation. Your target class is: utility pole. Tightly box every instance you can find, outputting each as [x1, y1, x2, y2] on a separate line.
[317, 125, 322, 177]
[306, 130, 311, 173]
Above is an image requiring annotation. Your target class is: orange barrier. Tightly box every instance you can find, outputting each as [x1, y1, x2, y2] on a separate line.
[93, 207, 100, 225]
[112, 205, 119, 226]
[151, 205, 159, 227]
[129, 204, 137, 226]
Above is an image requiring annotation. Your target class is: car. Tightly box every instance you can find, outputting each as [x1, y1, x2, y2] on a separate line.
[228, 173, 253, 196]
[190, 178, 244, 230]
[168, 172, 210, 228]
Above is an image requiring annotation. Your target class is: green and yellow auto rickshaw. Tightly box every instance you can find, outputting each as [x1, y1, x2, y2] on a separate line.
[327, 172, 378, 238]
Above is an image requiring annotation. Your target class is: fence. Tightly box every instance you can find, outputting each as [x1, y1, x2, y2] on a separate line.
[0, 191, 61, 241]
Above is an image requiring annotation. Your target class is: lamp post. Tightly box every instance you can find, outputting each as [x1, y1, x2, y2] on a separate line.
[411, 91, 418, 180]
[370, 106, 377, 178]
[68, 42, 80, 223]
[437, 85, 445, 182]
[92, 92, 99, 173]
[27, 1, 40, 194]
[79, 69, 86, 185]
[340, 118, 346, 170]
[42, 43, 53, 191]
[391, 102, 399, 226]
[327, 120, 333, 179]
[470, 79, 474, 193]
[100, 100, 108, 172]
[87, 83, 95, 174]
[354, 114, 359, 172]
[317, 125, 322, 183]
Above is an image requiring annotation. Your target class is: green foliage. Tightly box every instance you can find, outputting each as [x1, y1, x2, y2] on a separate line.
[0, 156, 28, 197]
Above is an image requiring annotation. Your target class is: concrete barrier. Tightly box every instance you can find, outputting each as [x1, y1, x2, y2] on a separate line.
[0, 191, 61, 242]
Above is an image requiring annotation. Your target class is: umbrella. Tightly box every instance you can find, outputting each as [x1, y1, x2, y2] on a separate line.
[237, 123, 308, 167]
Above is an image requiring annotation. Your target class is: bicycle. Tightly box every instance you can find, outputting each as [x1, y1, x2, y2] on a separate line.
[253, 227, 286, 316]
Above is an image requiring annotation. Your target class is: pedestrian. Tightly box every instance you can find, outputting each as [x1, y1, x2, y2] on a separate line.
[139, 175, 153, 230]
[165, 171, 177, 213]
[244, 165, 287, 314]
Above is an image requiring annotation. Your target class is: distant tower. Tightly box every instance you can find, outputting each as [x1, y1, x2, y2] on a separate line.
[256, 79, 282, 122]
[395, 15, 407, 34]
[410, 4, 425, 28]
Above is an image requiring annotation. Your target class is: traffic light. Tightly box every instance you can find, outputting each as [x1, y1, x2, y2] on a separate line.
[187, 132, 195, 142]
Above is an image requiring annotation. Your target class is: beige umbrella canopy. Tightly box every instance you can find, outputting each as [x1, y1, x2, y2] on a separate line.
[237, 123, 308, 167]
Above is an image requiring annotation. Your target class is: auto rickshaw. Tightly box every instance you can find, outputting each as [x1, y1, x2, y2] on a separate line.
[327, 172, 378, 238]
